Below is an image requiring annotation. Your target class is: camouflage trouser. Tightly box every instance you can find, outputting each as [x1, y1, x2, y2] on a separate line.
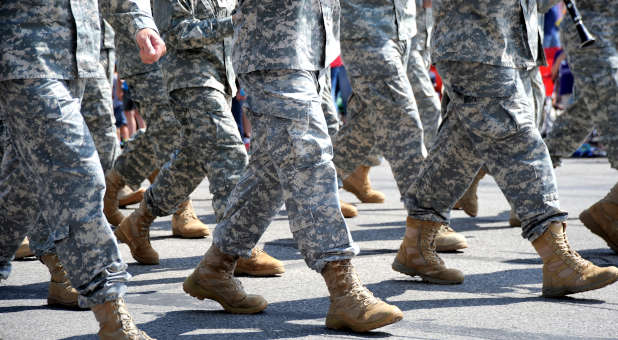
[406, 62, 567, 242]
[214, 70, 358, 272]
[545, 12, 618, 170]
[333, 38, 427, 197]
[145, 87, 248, 220]
[321, 67, 341, 139]
[114, 70, 181, 187]
[0, 79, 130, 308]
[407, 48, 441, 148]
[81, 49, 120, 174]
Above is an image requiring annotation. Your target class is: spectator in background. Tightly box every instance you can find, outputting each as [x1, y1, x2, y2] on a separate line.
[113, 70, 130, 145]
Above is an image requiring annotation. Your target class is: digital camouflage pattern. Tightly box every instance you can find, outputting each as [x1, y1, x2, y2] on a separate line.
[153, 0, 236, 95]
[82, 69, 121, 174]
[334, 2, 427, 198]
[341, 0, 416, 42]
[114, 70, 182, 188]
[407, 0, 441, 147]
[145, 88, 247, 219]
[432, 0, 544, 68]
[321, 67, 341, 138]
[215, 70, 358, 272]
[0, 79, 130, 307]
[105, 0, 160, 78]
[545, 0, 618, 170]
[143, 0, 245, 219]
[0, 0, 156, 306]
[232, 0, 341, 74]
[405, 1, 567, 242]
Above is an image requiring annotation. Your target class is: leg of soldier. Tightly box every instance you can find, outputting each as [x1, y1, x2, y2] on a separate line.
[0, 142, 38, 280]
[397, 62, 618, 296]
[334, 38, 426, 197]
[214, 70, 357, 268]
[0, 78, 131, 307]
[81, 75, 120, 174]
[145, 87, 247, 220]
[556, 10, 618, 252]
[407, 48, 441, 148]
[115, 70, 181, 188]
[105, 70, 181, 226]
[546, 15, 618, 168]
[185, 70, 402, 331]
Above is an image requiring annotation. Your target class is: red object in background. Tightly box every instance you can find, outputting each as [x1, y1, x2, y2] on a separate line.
[331, 56, 343, 68]
[540, 47, 561, 97]
[430, 65, 442, 99]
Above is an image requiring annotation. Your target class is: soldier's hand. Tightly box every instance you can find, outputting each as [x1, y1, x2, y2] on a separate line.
[136, 28, 166, 64]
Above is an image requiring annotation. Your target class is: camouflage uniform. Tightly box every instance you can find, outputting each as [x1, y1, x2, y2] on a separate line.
[81, 19, 121, 175]
[407, 0, 441, 147]
[544, 0, 618, 170]
[213, 0, 358, 272]
[106, 1, 182, 190]
[333, 0, 427, 198]
[146, 0, 247, 220]
[406, 0, 567, 241]
[0, 0, 156, 307]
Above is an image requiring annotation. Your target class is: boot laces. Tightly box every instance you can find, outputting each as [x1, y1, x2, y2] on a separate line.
[341, 265, 377, 308]
[554, 232, 589, 272]
[421, 227, 444, 266]
[115, 300, 141, 338]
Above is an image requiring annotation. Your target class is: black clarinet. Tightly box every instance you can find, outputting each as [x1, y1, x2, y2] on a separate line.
[563, 0, 596, 48]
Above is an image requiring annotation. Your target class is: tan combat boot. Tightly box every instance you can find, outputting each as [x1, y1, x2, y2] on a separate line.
[115, 201, 159, 265]
[579, 182, 618, 253]
[453, 169, 486, 217]
[342, 166, 386, 203]
[340, 200, 358, 218]
[39, 254, 81, 309]
[118, 186, 146, 208]
[234, 248, 285, 276]
[532, 222, 618, 297]
[14, 237, 34, 259]
[183, 246, 267, 314]
[392, 217, 464, 284]
[435, 225, 468, 252]
[171, 200, 210, 238]
[104, 169, 128, 226]
[322, 260, 403, 332]
[91, 298, 154, 340]
[509, 209, 521, 227]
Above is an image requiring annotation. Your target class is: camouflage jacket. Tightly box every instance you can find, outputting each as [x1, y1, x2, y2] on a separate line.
[153, 0, 236, 95]
[432, 0, 545, 68]
[0, 0, 156, 81]
[106, 0, 160, 78]
[232, 0, 340, 74]
[341, 0, 416, 42]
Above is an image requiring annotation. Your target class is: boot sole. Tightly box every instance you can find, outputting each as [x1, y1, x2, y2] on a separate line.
[172, 230, 210, 238]
[234, 268, 285, 277]
[183, 274, 267, 314]
[436, 241, 468, 252]
[580, 209, 618, 253]
[542, 273, 618, 298]
[325, 312, 403, 333]
[392, 260, 463, 285]
[114, 228, 159, 265]
[47, 297, 87, 310]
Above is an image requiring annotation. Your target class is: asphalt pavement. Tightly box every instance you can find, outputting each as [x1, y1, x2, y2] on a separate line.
[1, 158, 617, 340]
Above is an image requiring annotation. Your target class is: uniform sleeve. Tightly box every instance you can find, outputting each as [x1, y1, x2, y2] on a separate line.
[101, 0, 159, 39]
[165, 0, 234, 50]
